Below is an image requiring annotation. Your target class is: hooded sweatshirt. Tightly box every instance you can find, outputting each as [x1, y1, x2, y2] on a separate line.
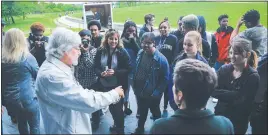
[197, 16, 218, 66]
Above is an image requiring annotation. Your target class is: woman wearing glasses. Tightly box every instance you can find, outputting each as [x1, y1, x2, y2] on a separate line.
[132, 32, 169, 134]
[27, 22, 49, 67]
[94, 29, 131, 134]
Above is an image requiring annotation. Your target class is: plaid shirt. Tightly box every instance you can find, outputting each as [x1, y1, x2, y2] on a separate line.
[74, 47, 98, 89]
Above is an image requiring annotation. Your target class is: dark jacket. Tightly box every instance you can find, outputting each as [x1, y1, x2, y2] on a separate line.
[133, 49, 169, 98]
[177, 37, 211, 61]
[150, 109, 234, 134]
[2, 54, 39, 108]
[254, 53, 268, 103]
[139, 24, 154, 38]
[212, 64, 260, 122]
[94, 46, 131, 90]
[122, 37, 141, 75]
[168, 52, 208, 111]
[91, 35, 103, 48]
[28, 35, 49, 67]
[170, 30, 184, 43]
[155, 34, 178, 64]
[198, 16, 218, 66]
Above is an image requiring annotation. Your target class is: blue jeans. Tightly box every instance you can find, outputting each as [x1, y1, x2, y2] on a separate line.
[17, 98, 40, 134]
[124, 74, 133, 103]
[214, 61, 225, 71]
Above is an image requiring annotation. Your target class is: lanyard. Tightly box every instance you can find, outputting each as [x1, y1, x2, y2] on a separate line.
[159, 36, 167, 48]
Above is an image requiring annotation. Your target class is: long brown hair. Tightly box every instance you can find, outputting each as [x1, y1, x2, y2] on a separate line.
[230, 38, 258, 69]
[101, 29, 124, 49]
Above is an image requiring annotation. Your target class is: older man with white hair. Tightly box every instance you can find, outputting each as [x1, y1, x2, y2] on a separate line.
[35, 27, 124, 134]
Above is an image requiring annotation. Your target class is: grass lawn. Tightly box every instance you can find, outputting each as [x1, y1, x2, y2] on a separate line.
[3, 12, 83, 36]
[112, 2, 267, 31]
[3, 13, 62, 36]
[69, 12, 83, 19]
[3, 2, 267, 35]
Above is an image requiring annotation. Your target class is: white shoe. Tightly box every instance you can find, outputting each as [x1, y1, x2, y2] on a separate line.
[212, 98, 218, 103]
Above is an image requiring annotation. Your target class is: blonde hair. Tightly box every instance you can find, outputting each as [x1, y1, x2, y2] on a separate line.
[184, 31, 203, 55]
[2, 28, 29, 63]
[101, 29, 124, 49]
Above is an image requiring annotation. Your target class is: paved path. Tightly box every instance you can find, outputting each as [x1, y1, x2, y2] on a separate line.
[1, 88, 252, 134]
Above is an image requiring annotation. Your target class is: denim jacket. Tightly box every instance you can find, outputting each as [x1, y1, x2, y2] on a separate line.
[133, 49, 169, 98]
[2, 54, 39, 107]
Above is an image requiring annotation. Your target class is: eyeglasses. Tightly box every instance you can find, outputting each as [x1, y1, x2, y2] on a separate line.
[141, 42, 154, 47]
[73, 46, 81, 51]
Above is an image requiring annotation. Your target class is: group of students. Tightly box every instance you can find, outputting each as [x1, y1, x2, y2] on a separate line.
[1, 8, 267, 134]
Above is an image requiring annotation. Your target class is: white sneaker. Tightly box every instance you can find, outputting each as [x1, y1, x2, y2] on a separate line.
[212, 98, 218, 103]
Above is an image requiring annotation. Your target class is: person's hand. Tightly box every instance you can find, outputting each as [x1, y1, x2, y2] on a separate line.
[34, 41, 42, 48]
[236, 17, 244, 28]
[101, 71, 108, 77]
[114, 86, 124, 98]
[129, 33, 134, 38]
[2, 106, 5, 115]
[80, 44, 89, 53]
[106, 69, 114, 76]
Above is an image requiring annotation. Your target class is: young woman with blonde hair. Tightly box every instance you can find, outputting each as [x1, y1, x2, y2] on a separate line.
[2, 28, 40, 134]
[169, 31, 208, 111]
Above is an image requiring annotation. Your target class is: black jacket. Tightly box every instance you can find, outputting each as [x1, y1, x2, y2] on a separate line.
[254, 53, 268, 103]
[155, 34, 178, 64]
[91, 35, 103, 48]
[139, 24, 154, 38]
[28, 35, 49, 67]
[94, 47, 131, 90]
[150, 109, 234, 134]
[177, 37, 211, 61]
[170, 30, 184, 44]
[212, 64, 260, 121]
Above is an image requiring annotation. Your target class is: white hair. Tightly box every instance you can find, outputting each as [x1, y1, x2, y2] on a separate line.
[46, 27, 81, 59]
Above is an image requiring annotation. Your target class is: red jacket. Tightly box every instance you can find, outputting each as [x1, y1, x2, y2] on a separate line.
[214, 26, 233, 62]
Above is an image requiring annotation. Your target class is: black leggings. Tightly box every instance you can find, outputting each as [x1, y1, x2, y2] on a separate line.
[136, 96, 161, 128]
[104, 86, 124, 128]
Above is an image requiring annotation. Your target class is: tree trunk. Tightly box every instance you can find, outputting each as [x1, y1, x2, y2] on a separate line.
[11, 16, 15, 24]
[23, 12, 25, 20]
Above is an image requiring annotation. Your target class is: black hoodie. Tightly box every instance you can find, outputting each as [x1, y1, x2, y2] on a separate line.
[212, 64, 259, 125]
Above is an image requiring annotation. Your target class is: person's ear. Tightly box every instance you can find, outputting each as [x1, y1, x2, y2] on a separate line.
[198, 27, 202, 33]
[246, 51, 251, 58]
[178, 91, 183, 101]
